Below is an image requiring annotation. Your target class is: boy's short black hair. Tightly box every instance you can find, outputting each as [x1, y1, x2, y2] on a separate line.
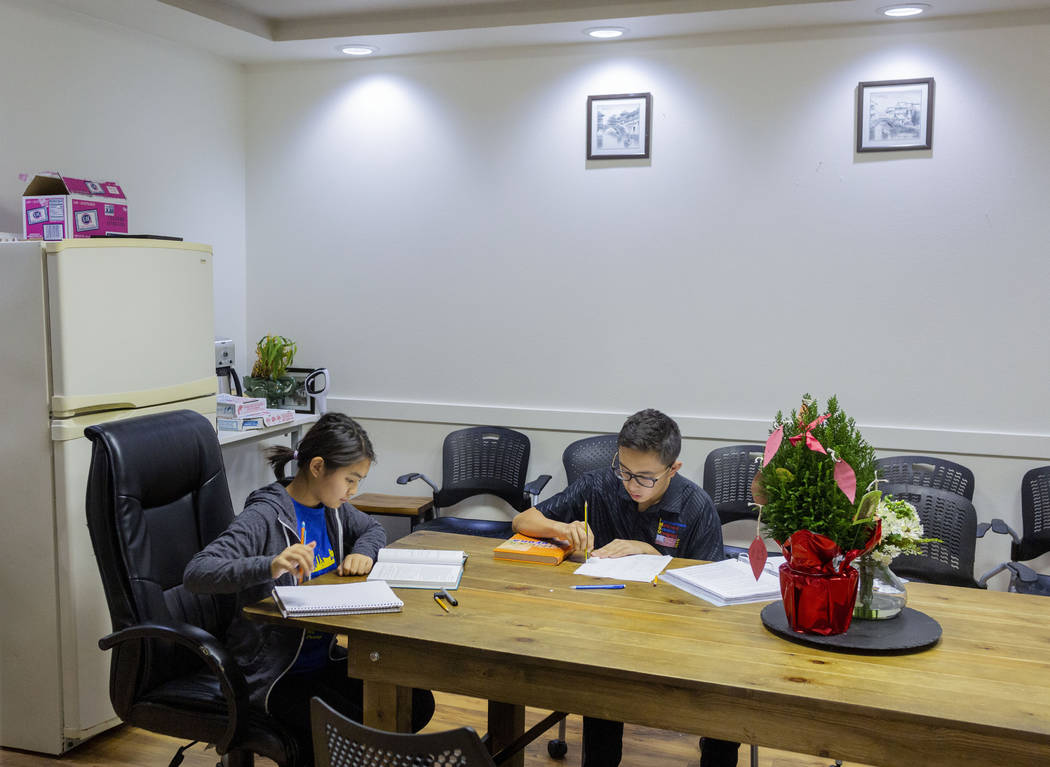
[617, 409, 682, 466]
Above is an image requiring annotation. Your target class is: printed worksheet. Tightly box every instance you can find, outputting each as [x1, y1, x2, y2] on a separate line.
[573, 554, 672, 582]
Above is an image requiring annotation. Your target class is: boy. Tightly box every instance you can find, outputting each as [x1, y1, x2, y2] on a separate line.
[511, 408, 739, 767]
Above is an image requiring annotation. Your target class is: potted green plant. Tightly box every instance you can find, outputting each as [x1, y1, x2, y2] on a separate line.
[242, 334, 298, 408]
[753, 394, 882, 635]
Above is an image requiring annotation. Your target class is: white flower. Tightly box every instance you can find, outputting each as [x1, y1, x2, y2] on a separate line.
[870, 497, 925, 564]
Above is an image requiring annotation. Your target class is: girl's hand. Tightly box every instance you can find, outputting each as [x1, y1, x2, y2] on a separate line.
[339, 553, 374, 576]
[591, 539, 658, 558]
[557, 520, 594, 555]
[271, 541, 316, 583]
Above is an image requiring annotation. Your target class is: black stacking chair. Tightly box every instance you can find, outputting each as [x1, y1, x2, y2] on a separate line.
[702, 444, 765, 559]
[398, 426, 551, 538]
[875, 455, 975, 500]
[562, 434, 619, 484]
[881, 483, 984, 588]
[85, 410, 300, 767]
[976, 466, 1050, 595]
[312, 697, 497, 767]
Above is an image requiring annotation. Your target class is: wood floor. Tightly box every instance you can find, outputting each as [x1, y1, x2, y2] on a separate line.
[0, 692, 862, 767]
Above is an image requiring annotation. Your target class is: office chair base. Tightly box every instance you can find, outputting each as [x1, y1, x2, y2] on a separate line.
[546, 738, 568, 759]
[219, 750, 254, 767]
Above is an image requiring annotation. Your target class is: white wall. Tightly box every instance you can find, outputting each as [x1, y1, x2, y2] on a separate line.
[0, 0, 248, 360]
[244, 16, 1050, 439]
[243, 16, 1050, 586]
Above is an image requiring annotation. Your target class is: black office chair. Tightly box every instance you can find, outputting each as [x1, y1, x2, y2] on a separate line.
[874, 455, 975, 500]
[881, 483, 984, 588]
[562, 434, 619, 485]
[85, 410, 300, 767]
[702, 444, 765, 559]
[311, 697, 498, 767]
[398, 426, 551, 539]
[976, 465, 1050, 595]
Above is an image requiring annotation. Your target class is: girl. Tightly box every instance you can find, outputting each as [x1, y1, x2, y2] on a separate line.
[184, 412, 434, 764]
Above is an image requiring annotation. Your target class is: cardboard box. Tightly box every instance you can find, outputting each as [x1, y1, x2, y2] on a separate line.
[216, 393, 267, 418]
[216, 409, 296, 431]
[22, 172, 128, 240]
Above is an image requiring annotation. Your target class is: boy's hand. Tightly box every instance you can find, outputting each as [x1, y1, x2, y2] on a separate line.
[590, 539, 660, 558]
[338, 553, 374, 576]
[271, 541, 316, 583]
[557, 520, 594, 554]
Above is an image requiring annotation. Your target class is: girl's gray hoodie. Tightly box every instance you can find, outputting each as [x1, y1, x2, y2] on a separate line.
[183, 480, 386, 711]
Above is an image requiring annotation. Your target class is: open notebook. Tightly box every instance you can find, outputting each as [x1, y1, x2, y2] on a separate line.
[660, 558, 782, 607]
[272, 580, 404, 617]
[366, 548, 467, 590]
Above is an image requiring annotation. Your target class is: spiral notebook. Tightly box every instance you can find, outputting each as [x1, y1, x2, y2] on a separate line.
[272, 580, 404, 617]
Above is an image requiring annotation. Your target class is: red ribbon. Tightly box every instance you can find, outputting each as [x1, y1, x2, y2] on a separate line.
[779, 522, 882, 575]
[762, 413, 857, 503]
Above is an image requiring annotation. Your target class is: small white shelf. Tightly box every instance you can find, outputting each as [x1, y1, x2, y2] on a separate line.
[216, 413, 320, 448]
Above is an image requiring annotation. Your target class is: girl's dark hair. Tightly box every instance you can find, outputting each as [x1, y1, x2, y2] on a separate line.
[618, 408, 681, 466]
[266, 412, 375, 477]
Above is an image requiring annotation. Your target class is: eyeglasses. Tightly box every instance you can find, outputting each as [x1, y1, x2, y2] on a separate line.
[611, 456, 672, 489]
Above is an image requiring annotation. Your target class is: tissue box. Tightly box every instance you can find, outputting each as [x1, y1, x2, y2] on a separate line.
[216, 393, 267, 417]
[22, 172, 128, 240]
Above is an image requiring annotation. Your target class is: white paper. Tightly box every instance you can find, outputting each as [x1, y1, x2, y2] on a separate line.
[376, 548, 466, 566]
[573, 554, 672, 582]
[661, 559, 781, 607]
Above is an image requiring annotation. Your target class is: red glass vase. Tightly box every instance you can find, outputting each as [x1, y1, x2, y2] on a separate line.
[779, 562, 860, 635]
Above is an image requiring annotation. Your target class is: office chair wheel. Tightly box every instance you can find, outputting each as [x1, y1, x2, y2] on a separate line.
[547, 738, 568, 759]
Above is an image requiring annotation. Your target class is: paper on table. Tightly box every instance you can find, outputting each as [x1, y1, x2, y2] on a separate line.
[573, 554, 672, 582]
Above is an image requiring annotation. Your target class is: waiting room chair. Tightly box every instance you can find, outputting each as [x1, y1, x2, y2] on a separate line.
[880, 483, 984, 588]
[85, 410, 300, 767]
[562, 433, 619, 485]
[398, 426, 551, 539]
[976, 465, 1050, 595]
[311, 697, 499, 767]
[702, 444, 765, 559]
[874, 455, 975, 500]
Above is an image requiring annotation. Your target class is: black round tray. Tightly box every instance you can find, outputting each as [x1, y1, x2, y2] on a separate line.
[760, 601, 941, 654]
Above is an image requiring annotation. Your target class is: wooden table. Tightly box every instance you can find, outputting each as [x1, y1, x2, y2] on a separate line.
[350, 493, 435, 542]
[244, 531, 1050, 767]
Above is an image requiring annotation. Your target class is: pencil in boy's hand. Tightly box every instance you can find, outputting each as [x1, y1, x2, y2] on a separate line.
[584, 501, 590, 560]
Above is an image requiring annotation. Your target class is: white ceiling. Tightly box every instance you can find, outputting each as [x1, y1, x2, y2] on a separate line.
[48, 0, 1050, 62]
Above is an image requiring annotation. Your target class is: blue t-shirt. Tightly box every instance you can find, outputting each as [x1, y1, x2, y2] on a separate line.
[291, 498, 337, 672]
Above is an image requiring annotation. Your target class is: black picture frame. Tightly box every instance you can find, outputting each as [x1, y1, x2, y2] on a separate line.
[587, 92, 652, 160]
[856, 77, 934, 153]
[283, 367, 316, 414]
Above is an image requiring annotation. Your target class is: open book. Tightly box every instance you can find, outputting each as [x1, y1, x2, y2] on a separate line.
[660, 558, 782, 607]
[272, 580, 403, 617]
[366, 548, 467, 590]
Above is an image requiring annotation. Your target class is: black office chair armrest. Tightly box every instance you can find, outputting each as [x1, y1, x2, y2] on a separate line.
[99, 621, 249, 753]
[397, 472, 440, 495]
[976, 518, 1022, 543]
[524, 474, 552, 499]
[1007, 561, 1040, 584]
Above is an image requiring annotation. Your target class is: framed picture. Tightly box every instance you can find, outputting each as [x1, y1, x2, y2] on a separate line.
[282, 367, 317, 414]
[587, 92, 652, 160]
[856, 77, 934, 153]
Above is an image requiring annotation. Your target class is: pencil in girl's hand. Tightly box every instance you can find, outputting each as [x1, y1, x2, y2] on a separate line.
[300, 522, 306, 545]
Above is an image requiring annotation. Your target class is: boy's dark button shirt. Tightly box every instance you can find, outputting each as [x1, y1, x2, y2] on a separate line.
[536, 468, 724, 561]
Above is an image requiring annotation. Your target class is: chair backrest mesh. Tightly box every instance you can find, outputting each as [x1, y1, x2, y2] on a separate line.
[702, 444, 764, 525]
[874, 455, 975, 501]
[1017, 465, 1050, 561]
[435, 426, 532, 510]
[313, 698, 494, 767]
[881, 484, 978, 587]
[562, 434, 618, 486]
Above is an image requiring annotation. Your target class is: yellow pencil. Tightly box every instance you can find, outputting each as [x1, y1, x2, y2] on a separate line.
[433, 594, 451, 613]
[584, 500, 590, 560]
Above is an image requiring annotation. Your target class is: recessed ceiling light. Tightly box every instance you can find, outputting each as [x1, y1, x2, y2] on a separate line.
[585, 27, 627, 39]
[878, 4, 930, 17]
[339, 44, 377, 56]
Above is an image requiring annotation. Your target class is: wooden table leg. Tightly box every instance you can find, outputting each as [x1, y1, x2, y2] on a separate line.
[362, 680, 413, 733]
[487, 700, 525, 767]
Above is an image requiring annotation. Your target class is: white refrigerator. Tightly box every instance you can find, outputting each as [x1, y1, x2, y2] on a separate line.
[0, 238, 217, 754]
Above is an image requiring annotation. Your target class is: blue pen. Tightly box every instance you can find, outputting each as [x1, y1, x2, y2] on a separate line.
[571, 584, 626, 590]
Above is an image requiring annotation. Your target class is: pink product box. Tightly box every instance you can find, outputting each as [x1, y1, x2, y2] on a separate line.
[22, 172, 128, 241]
[261, 409, 296, 427]
[216, 394, 267, 417]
